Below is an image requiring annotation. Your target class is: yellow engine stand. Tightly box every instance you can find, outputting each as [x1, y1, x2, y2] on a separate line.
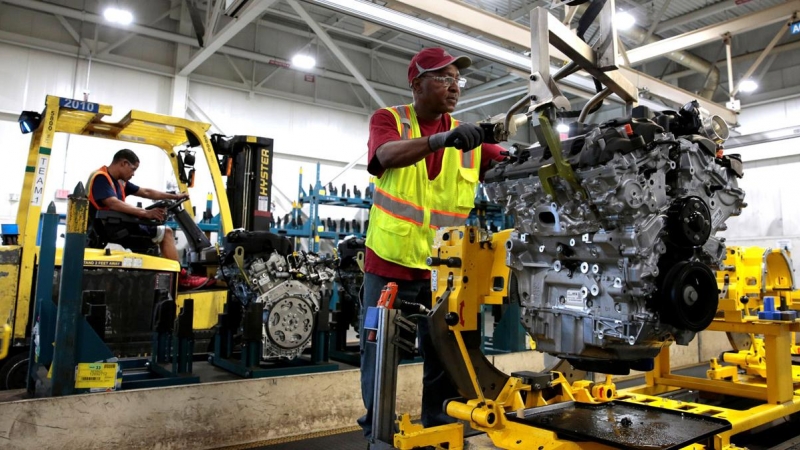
[408, 228, 800, 450]
[622, 245, 800, 449]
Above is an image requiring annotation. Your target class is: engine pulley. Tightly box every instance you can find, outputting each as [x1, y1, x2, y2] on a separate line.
[667, 197, 712, 247]
[658, 261, 718, 332]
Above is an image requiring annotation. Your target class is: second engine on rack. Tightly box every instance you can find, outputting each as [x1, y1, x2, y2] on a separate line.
[484, 102, 746, 373]
[219, 230, 335, 360]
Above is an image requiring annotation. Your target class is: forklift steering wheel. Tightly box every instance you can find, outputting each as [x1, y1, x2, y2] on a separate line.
[145, 196, 189, 211]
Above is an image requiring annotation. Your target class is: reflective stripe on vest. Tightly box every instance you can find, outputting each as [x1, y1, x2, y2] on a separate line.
[461, 146, 477, 169]
[372, 187, 424, 226]
[395, 104, 414, 140]
[429, 209, 469, 229]
[87, 166, 126, 211]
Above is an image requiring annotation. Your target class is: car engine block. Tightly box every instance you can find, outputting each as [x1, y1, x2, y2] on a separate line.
[484, 103, 745, 373]
[220, 231, 335, 360]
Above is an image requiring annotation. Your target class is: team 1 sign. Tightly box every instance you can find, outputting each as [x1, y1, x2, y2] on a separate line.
[792, 21, 800, 35]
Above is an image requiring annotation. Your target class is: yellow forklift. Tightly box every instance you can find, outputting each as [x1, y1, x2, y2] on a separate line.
[0, 95, 273, 390]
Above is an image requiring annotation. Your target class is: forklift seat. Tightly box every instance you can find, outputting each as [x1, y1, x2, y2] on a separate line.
[88, 210, 161, 255]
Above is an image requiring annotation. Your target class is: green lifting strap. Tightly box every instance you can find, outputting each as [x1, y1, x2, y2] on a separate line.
[537, 110, 588, 204]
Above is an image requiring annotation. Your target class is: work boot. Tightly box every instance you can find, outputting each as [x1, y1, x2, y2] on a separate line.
[178, 268, 214, 290]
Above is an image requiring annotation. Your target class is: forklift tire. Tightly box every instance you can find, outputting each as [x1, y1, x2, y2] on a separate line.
[0, 351, 29, 390]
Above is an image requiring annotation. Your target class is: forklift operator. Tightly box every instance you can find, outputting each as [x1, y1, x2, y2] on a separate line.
[359, 47, 506, 444]
[88, 149, 213, 290]
[87, 149, 187, 261]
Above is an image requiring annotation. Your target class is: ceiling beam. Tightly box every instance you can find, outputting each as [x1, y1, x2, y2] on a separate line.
[97, 8, 176, 56]
[307, 0, 737, 123]
[453, 90, 526, 115]
[262, 8, 508, 82]
[466, 74, 520, 95]
[458, 84, 528, 112]
[640, 0, 672, 45]
[508, 1, 546, 22]
[179, 0, 278, 76]
[54, 15, 91, 54]
[2, 0, 410, 99]
[460, 83, 527, 104]
[663, 40, 800, 82]
[0, 24, 378, 117]
[627, 1, 800, 65]
[655, 0, 753, 35]
[287, 0, 387, 107]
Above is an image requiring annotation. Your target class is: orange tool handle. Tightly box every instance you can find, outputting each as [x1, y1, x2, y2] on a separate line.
[377, 282, 399, 309]
[367, 282, 399, 342]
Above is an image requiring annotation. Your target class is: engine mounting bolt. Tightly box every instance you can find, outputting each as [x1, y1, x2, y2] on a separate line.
[615, 303, 622, 312]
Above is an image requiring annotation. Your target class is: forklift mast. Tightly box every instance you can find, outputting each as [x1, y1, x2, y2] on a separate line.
[212, 135, 275, 231]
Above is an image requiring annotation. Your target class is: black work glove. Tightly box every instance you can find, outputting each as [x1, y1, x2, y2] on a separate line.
[428, 123, 485, 152]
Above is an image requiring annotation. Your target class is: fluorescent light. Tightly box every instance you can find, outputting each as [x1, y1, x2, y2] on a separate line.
[738, 79, 758, 93]
[309, 0, 531, 70]
[615, 11, 636, 31]
[292, 54, 316, 69]
[104, 7, 133, 25]
[556, 123, 570, 133]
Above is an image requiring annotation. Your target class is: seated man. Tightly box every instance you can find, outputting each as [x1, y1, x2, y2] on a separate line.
[87, 149, 211, 289]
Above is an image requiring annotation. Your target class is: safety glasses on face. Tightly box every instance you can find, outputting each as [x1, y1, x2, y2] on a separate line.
[419, 75, 467, 88]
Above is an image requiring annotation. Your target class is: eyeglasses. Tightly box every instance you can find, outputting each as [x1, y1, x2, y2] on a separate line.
[420, 75, 467, 88]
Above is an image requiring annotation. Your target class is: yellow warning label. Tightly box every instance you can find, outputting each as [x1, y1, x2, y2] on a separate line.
[84, 260, 123, 267]
[75, 363, 118, 389]
[247, 136, 257, 143]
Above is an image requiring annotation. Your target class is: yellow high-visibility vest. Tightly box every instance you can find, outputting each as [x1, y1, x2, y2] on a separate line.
[366, 104, 481, 270]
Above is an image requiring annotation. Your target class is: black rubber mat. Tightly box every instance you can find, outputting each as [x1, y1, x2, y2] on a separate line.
[252, 430, 366, 450]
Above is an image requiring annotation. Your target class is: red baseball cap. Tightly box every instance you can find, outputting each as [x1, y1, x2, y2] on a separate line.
[408, 47, 471, 85]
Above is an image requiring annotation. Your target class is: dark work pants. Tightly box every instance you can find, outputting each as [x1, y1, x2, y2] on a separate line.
[357, 272, 458, 441]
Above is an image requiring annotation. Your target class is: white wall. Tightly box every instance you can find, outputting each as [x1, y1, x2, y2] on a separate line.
[0, 42, 174, 223]
[187, 82, 371, 221]
[0, 42, 372, 238]
[719, 98, 800, 274]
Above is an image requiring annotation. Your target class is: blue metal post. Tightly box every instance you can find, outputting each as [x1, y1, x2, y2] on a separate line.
[27, 202, 59, 395]
[313, 163, 321, 252]
[51, 183, 89, 396]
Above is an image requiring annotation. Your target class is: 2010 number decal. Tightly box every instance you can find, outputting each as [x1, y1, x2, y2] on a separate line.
[59, 98, 98, 113]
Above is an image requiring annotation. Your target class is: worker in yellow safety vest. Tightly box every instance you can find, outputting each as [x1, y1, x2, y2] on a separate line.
[358, 47, 506, 445]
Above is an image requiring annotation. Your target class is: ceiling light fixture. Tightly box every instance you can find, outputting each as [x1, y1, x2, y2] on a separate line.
[103, 7, 133, 25]
[614, 11, 636, 31]
[738, 79, 758, 93]
[291, 54, 316, 70]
